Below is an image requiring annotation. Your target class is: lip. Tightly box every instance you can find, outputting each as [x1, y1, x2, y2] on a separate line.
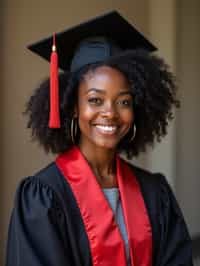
[93, 124, 119, 135]
[93, 123, 119, 127]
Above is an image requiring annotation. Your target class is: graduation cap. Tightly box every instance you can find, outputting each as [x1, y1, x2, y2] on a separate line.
[28, 10, 157, 128]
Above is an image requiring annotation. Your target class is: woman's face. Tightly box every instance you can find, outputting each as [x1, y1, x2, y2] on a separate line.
[75, 66, 134, 151]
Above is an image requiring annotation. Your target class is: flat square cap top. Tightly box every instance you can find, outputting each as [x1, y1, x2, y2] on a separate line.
[28, 10, 157, 71]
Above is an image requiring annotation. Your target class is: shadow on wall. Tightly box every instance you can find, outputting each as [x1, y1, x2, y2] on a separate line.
[192, 235, 200, 265]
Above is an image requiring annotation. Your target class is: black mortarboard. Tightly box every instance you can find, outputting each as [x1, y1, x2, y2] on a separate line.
[28, 10, 157, 72]
[27, 10, 157, 128]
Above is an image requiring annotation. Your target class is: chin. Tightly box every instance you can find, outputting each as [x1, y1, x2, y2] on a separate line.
[93, 139, 119, 150]
[79, 132, 125, 151]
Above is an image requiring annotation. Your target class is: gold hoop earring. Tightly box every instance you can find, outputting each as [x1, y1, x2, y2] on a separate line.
[129, 124, 136, 142]
[71, 117, 77, 144]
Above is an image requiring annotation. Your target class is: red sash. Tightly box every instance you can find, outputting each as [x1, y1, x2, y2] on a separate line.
[56, 146, 152, 266]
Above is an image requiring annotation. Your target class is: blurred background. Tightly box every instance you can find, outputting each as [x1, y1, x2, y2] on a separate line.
[1, 0, 200, 265]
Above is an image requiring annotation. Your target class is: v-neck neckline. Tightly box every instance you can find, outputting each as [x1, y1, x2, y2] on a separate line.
[56, 145, 153, 266]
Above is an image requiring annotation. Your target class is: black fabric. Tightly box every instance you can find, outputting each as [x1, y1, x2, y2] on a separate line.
[27, 10, 157, 72]
[70, 36, 123, 72]
[133, 166, 194, 266]
[6, 163, 193, 266]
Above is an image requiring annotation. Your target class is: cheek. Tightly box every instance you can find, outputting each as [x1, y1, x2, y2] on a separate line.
[77, 105, 96, 128]
[121, 109, 134, 125]
[77, 99, 90, 119]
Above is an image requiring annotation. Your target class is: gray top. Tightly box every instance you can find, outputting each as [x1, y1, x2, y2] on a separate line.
[102, 188, 131, 266]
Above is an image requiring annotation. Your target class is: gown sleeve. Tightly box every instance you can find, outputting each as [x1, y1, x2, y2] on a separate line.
[156, 174, 194, 266]
[6, 176, 72, 266]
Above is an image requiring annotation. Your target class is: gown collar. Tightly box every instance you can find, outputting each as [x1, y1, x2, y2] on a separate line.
[56, 145, 152, 266]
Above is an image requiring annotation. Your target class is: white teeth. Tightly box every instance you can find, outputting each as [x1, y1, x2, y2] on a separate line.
[95, 125, 117, 132]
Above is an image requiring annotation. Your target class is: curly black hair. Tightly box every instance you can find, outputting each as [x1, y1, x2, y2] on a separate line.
[24, 49, 179, 158]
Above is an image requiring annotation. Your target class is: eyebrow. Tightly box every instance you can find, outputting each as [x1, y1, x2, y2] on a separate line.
[87, 88, 133, 96]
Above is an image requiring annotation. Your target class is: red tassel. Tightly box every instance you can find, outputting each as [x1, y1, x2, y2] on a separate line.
[49, 33, 61, 128]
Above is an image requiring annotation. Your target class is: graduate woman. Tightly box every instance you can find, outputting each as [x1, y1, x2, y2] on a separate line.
[6, 11, 193, 266]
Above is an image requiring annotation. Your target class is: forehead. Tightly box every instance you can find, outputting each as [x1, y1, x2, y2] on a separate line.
[80, 66, 130, 93]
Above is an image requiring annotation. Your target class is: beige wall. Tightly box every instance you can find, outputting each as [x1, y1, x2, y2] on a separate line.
[1, 0, 199, 264]
[145, 0, 177, 186]
[1, 1, 150, 264]
[1, 1, 6, 263]
[176, 0, 200, 236]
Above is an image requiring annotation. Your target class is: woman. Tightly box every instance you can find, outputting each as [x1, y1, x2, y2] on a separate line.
[6, 11, 193, 266]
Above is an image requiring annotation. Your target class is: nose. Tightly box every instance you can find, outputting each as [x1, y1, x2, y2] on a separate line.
[101, 102, 119, 119]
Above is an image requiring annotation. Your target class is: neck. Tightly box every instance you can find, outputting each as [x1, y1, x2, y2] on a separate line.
[78, 142, 117, 188]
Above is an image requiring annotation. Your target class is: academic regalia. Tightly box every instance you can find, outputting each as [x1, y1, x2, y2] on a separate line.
[6, 146, 193, 266]
[6, 10, 193, 266]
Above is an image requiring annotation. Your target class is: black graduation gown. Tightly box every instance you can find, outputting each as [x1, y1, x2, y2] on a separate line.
[6, 162, 193, 266]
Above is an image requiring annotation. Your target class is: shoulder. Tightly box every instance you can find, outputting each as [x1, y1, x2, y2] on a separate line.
[14, 162, 66, 210]
[126, 160, 185, 217]
[124, 159, 166, 190]
[31, 162, 67, 195]
[122, 159, 174, 210]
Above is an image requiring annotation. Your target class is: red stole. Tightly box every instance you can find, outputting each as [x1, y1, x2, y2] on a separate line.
[56, 146, 152, 266]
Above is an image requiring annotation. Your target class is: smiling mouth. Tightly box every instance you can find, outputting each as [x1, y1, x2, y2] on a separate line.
[94, 125, 118, 135]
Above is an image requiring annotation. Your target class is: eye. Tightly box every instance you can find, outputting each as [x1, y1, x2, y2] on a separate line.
[88, 97, 103, 105]
[117, 99, 132, 107]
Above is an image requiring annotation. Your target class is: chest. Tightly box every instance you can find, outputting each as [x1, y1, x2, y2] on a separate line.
[59, 176, 159, 266]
